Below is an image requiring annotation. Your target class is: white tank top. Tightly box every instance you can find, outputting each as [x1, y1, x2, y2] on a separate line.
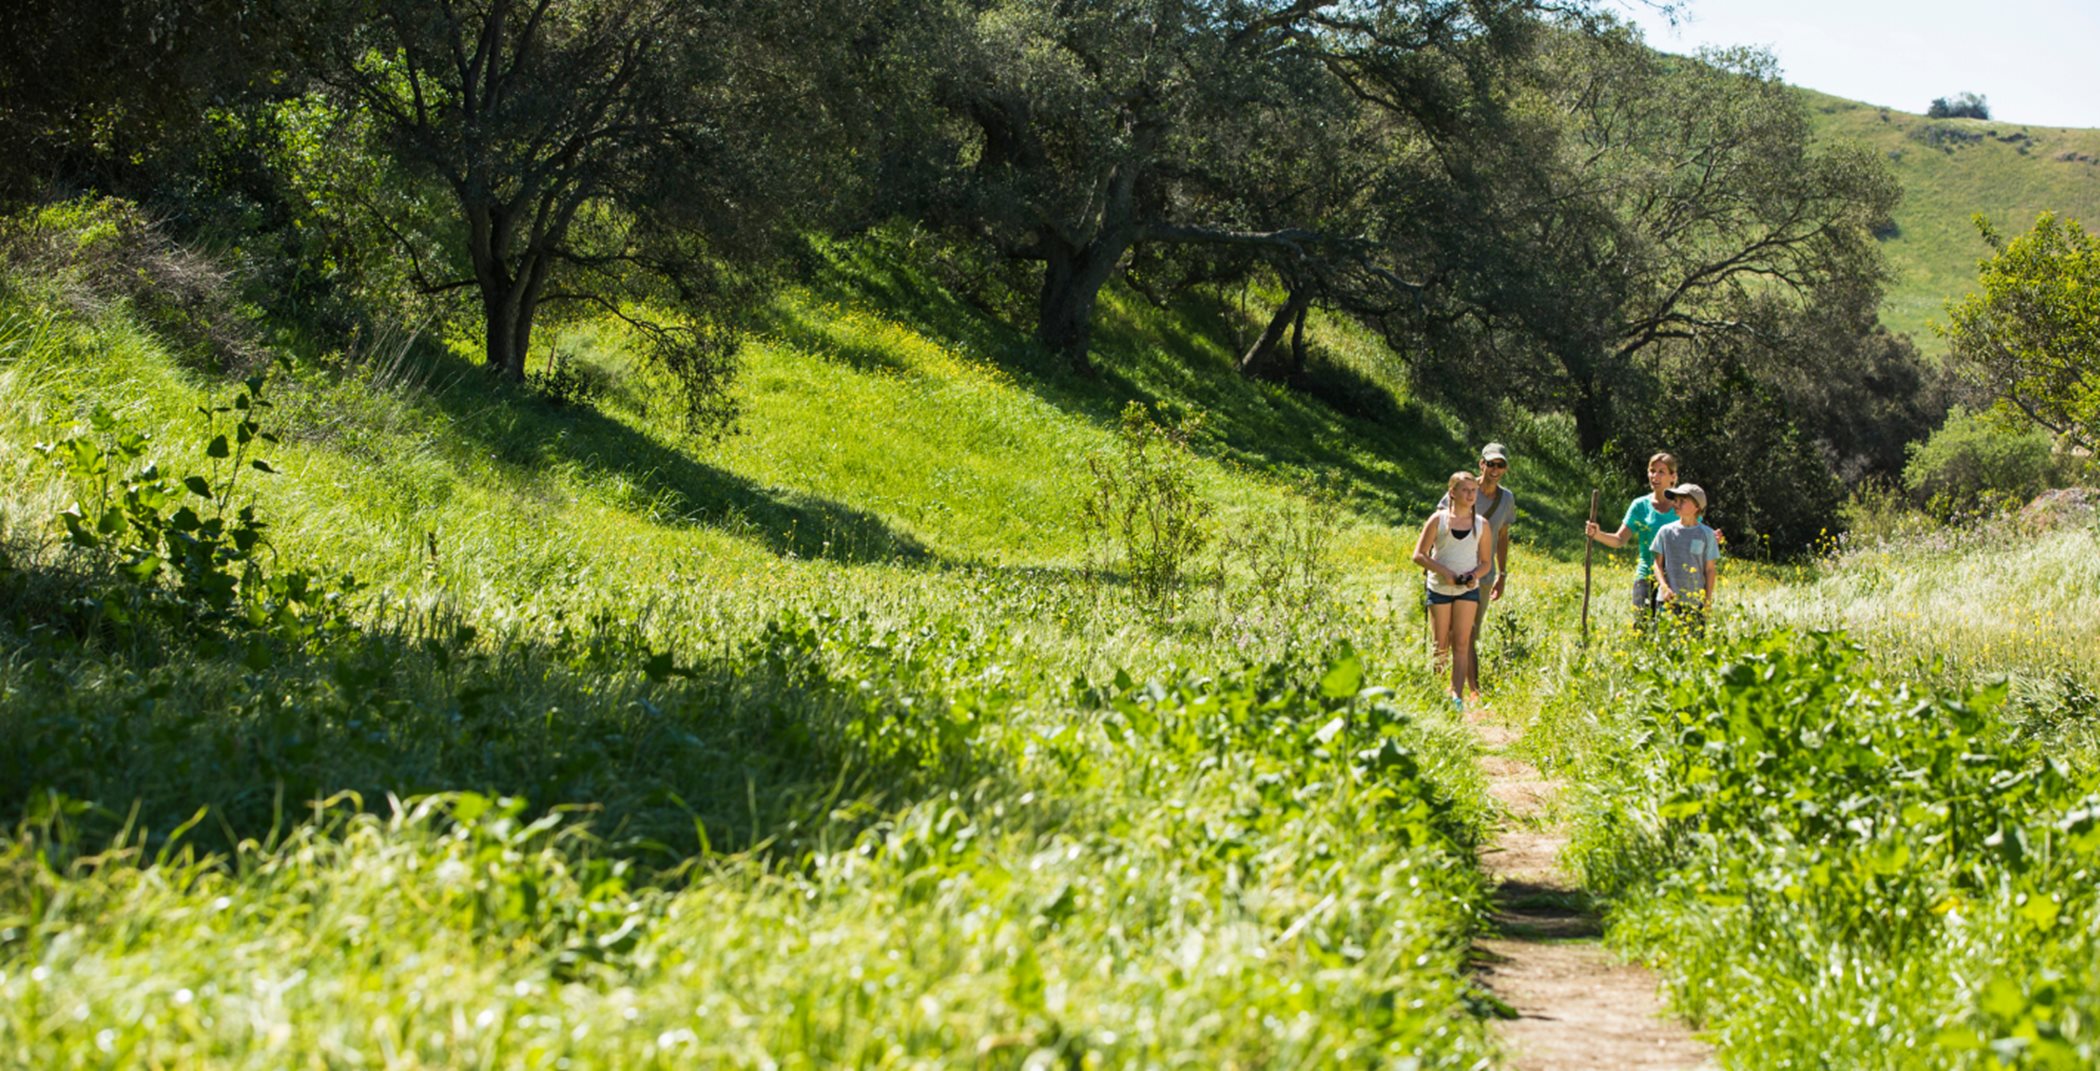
[1426, 511, 1489, 595]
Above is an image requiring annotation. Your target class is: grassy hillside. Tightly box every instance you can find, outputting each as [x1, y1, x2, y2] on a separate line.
[5, 203, 2098, 1068]
[1802, 88, 2100, 344]
[2, 219, 1582, 1068]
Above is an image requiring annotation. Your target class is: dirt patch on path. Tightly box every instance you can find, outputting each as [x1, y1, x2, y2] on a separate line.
[1466, 709, 1712, 1070]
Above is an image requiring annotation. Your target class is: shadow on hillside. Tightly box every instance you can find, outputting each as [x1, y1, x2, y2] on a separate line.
[799, 237, 1472, 528]
[410, 348, 934, 566]
[0, 569, 988, 869]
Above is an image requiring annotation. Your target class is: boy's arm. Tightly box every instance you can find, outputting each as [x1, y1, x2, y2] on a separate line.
[1703, 530, 1719, 602]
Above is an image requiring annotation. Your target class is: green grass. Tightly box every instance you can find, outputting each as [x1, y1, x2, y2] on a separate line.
[11, 200, 2097, 1068]
[0, 226, 1533, 1068]
[1499, 511, 2100, 1070]
[1802, 89, 2100, 344]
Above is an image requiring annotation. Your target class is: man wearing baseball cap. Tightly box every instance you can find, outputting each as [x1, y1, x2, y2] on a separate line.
[1437, 441, 1516, 696]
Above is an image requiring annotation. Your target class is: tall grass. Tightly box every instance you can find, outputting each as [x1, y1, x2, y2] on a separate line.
[0, 226, 1521, 1067]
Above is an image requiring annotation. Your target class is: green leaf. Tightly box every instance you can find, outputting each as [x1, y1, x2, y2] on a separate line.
[183, 475, 213, 498]
[251, 459, 278, 474]
[206, 434, 230, 458]
[1319, 643, 1363, 700]
[1658, 797, 1705, 819]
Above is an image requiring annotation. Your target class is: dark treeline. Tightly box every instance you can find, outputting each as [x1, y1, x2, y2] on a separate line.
[0, 0, 1946, 554]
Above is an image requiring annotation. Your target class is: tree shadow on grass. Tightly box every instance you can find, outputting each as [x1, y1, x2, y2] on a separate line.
[0, 564, 993, 870]
[798, 235, 1472, 529]
[401, 344, 935, 566]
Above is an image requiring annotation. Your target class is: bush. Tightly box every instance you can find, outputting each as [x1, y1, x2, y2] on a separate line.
[1926, 92, 1990, 120]
[1081, 402, 1214, 606]
[32, 368, 359, 651]
[1903, 406, 2061, 519]
[1221, 477, 1343, 615]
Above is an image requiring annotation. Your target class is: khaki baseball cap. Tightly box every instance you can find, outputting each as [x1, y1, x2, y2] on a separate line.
[1480, 442, 1509, 462]
[1665, 483, 1707, 510]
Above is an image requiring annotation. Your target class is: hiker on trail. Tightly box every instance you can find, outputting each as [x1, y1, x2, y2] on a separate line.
[1413, 470, 1495, 709]
[1436, 442, 1516, 693]
[1651, 482, 1720, 629]
[1582, 451, 1680, 623]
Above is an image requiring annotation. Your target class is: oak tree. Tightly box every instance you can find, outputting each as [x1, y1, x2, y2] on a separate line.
[1939, 211, 2100, 453]
[296, 0, 879, 429]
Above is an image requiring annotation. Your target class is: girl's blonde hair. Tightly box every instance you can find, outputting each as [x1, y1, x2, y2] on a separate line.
[1648, 452, 1679, 475]
[1446, 470, 1478, 498]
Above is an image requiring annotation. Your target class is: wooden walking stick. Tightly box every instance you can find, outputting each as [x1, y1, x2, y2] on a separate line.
[1581, 489, 1599, 645]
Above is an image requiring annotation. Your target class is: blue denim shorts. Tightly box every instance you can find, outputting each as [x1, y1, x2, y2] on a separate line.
[1425, 588, 1481, 607]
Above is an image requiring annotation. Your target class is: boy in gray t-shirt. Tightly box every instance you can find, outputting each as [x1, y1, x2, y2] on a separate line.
[1649, 482, 1719, 616]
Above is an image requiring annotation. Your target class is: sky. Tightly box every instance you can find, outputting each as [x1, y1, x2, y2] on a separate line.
[1615, 0, 2100, 129]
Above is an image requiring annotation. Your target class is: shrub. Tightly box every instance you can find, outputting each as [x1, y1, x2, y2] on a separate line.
[1081, 402, 1214, 606]
[1926, 92, 1990, 120]
[32, 366, 359, 651]
[1222, 477, 1342, 615]
[1903, 406, 2061, 518]
[1834, 476, 1939, 549]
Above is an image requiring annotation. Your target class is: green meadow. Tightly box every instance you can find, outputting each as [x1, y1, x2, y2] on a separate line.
[3, 206, 2098, 1070]
[0, 224, 1559, 1068]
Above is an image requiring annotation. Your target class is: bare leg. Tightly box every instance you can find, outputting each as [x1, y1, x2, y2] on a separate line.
[1428, 602, 1454, 686]
[1450, 598, 1480, 701]
[1466, 595, 1488, 694]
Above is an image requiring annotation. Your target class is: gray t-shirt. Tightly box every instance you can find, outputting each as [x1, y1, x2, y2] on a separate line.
[1437, 485, 1515, 581]
[1649, 520, 1720, 602]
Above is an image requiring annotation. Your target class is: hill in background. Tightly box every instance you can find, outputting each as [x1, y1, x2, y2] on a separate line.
[1802, 88, 2100, 345]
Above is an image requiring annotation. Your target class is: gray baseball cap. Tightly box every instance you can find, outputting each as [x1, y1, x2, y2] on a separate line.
[1665, 483, 1707, 510]
[1481, 442, 1509, 462]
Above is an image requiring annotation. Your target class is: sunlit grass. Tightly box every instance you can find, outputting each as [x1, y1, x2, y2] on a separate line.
[0, 239, 1517, 1068]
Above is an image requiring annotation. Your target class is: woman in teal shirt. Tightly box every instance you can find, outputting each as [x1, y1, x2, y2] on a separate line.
[1584, 451, 1680, 618]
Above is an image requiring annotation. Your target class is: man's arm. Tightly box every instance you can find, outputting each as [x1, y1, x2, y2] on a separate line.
[1492, 509, 1512, 600]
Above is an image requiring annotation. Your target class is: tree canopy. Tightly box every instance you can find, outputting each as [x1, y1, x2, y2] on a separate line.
[1381, 28, 1900, 455]
[290, 0, 887, 430]
[922, 0, 1539, 372]
[1940, 212, 2100, 454]
[0, 0, 1946, 550]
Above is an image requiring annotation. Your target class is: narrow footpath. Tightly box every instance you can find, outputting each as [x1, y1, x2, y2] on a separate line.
[1466, 710, 1714, 1071]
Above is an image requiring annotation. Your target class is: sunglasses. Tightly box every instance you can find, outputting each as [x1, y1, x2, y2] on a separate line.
[1482, 459, 1507, 469]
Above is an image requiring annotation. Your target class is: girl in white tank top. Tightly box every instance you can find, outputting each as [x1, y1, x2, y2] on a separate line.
[1412, 471, 1496, 709]
[1426, 511, 1489, 596]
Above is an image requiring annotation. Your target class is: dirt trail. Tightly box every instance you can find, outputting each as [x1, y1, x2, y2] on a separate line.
[1467, 712, 1713, 1071]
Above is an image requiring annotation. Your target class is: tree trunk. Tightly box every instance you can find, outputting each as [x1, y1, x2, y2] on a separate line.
[1035, 234, 1130, 375]
[465, 197, 530, 382]
[1573, 387, 1610, 456]
[470, 240, 552, 382]
[480, 286, 523, 380]
[1240, 286, 1312, 380]
[1290, 302, 1309, 374]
